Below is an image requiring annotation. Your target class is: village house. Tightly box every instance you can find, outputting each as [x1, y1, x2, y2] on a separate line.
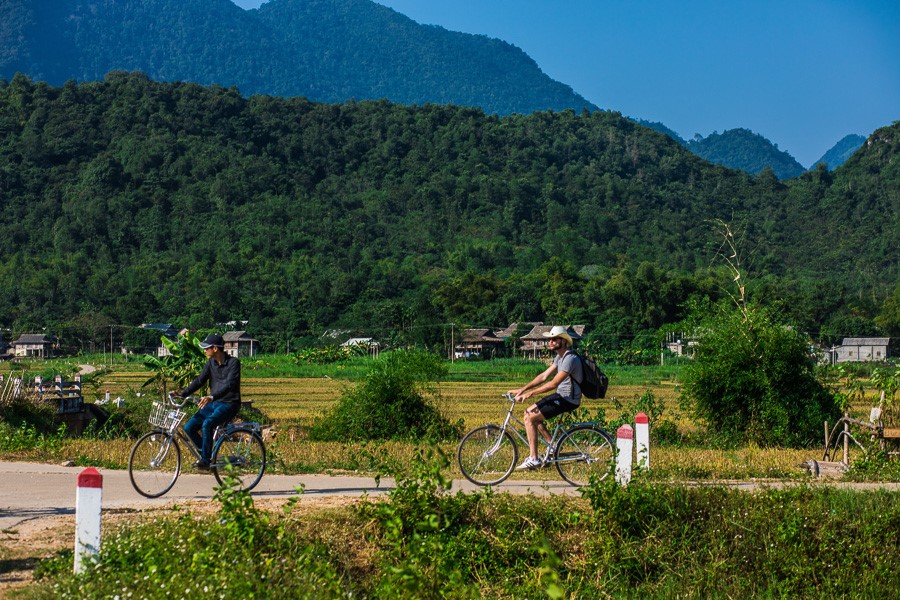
[454, 328, 506, 359]
[520, 325, 586, 359]
[341, 337, 380, 357]
[121, 323, 179, 355]
[833, 337, 891, 363]
[142, 323, 180, 339]
[223, 331, 259, 357]
[11, 333, 55, 358]
[664, 332, 699, 357]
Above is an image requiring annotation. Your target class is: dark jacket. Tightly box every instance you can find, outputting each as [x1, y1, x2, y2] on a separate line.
[182, 354, 241, 405]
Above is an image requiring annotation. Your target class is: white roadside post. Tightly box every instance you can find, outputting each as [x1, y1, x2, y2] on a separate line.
[615, 424, 634, 486]
[635, 412, 650, 470]
[75, 467, 103, 574]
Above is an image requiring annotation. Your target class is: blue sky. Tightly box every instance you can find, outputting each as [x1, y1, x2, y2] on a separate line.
[232, 0, 899, 168]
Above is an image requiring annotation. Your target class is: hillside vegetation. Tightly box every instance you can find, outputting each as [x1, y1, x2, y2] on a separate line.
[0, 74, 897, 349]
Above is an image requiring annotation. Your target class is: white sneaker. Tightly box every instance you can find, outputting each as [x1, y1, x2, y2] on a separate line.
[515, 457, 541, 470]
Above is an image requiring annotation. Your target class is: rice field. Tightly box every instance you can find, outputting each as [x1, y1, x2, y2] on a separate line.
[0, 356, 825, 481]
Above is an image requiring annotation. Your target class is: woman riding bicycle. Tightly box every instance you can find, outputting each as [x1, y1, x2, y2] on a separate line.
[176, 333, 242, 472]
[508, 325, 583, 471]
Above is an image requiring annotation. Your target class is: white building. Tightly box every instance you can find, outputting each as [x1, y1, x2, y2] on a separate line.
[833, 337, 891, 363]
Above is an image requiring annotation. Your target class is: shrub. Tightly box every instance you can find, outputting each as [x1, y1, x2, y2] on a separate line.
[292, 344, 354, 364]
[357, 447, 483, 598]
[310, 349, 462, 442]
[680, 302, 839, 446]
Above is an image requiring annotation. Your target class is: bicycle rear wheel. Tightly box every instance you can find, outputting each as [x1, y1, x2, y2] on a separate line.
[555, 425, 614, 487]
[129, 431, 181, 498]
[457, 425, 518, 486]
[211, 428, 266, 491]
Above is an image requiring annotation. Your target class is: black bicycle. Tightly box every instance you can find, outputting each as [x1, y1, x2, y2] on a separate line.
[128, 392, 267, 498]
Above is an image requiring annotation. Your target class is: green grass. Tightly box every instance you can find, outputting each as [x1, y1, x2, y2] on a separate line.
[26, 455, 900, 599]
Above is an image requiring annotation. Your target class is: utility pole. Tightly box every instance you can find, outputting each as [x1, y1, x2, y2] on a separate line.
[450, 323, 454, 362]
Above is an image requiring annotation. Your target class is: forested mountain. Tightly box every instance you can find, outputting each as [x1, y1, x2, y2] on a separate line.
[814, 134, 866, 170]
[1, 0, 860, 182]
[685, 128, 807, 180]
[632, 120, 847, 180]
[631, 118, 685, 143]
[0, 75, 896, 351]
[0, 0, 596, 116]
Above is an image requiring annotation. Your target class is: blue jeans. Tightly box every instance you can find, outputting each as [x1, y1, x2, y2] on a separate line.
[183, 401, 241, 463]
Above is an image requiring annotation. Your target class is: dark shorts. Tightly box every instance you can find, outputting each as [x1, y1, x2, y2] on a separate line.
[535, 393, 579, 419]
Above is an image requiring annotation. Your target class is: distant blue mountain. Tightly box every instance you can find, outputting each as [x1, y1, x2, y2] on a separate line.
[632, 121, 811, 180]
[813, 134, 866, 170]
[631, 119, 686, 144]
[0, 0, 597, 116]
[2, 0, 869, 180]
[684, 128, 806, 180]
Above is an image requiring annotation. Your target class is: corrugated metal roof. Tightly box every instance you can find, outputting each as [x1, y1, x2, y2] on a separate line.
[841, 337, 890, 345]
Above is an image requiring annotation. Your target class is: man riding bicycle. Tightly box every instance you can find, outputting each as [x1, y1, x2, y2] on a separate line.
[176, 333, 241, 471]
[508, 325, 583, 470]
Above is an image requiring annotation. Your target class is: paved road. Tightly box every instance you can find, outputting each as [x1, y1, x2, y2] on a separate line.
[5, 461, 900, 531]
[0, 462, 579, 530]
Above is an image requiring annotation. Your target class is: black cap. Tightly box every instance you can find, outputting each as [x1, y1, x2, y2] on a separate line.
[199, 333, 225, 349]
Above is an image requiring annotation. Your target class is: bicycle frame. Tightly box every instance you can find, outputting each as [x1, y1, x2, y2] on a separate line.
[493, 393, 584, 465]
[131, 394, 267, 498]
[150, 395, 261, 468]
[457, 393, 615, 487]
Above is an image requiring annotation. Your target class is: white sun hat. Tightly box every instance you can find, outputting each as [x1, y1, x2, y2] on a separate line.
[542, 325, 573, 346]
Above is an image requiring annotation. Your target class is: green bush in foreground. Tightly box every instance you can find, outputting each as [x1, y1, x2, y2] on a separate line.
[34, 478, 348, 599]
[30, 450, 900, 599]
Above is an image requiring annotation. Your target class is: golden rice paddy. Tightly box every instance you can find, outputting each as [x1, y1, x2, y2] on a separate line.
[4, 364, 817, 481]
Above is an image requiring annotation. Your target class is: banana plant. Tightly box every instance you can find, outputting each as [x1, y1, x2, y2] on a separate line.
[142, 334, 207, 395]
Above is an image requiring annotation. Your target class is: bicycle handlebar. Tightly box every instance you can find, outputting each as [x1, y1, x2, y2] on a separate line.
[167, 391, 197, 408]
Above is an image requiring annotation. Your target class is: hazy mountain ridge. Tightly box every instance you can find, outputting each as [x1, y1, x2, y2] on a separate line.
[1, 0, 875, 179]
[0, 0, 597, 116]
[685, 128, 806, 180]
[814, 134, 866, 170]
[632, 119, 870, 176]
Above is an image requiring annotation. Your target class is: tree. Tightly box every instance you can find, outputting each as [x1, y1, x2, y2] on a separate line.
[681, 301, 838, 446]
[875, 284, 900, 338]
[680, 222, 839, 446]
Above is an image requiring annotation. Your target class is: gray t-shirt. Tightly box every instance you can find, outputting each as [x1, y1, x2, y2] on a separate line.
[553, 350, 583, 405]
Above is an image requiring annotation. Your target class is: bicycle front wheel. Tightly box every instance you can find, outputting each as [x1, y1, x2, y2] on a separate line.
[211, 428, 267, 491]
[555, 425, 614, 487]
[129, 431, 181, 498]
[457, 425, 518, 486]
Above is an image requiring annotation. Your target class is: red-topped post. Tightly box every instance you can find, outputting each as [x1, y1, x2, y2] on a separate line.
[615, 424, 634, 485]
[75, 467, 103, 573]
[635, 412, 650, 470]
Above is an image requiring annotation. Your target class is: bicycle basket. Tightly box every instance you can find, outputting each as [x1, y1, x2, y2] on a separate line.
[148, 401, 186, 429]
